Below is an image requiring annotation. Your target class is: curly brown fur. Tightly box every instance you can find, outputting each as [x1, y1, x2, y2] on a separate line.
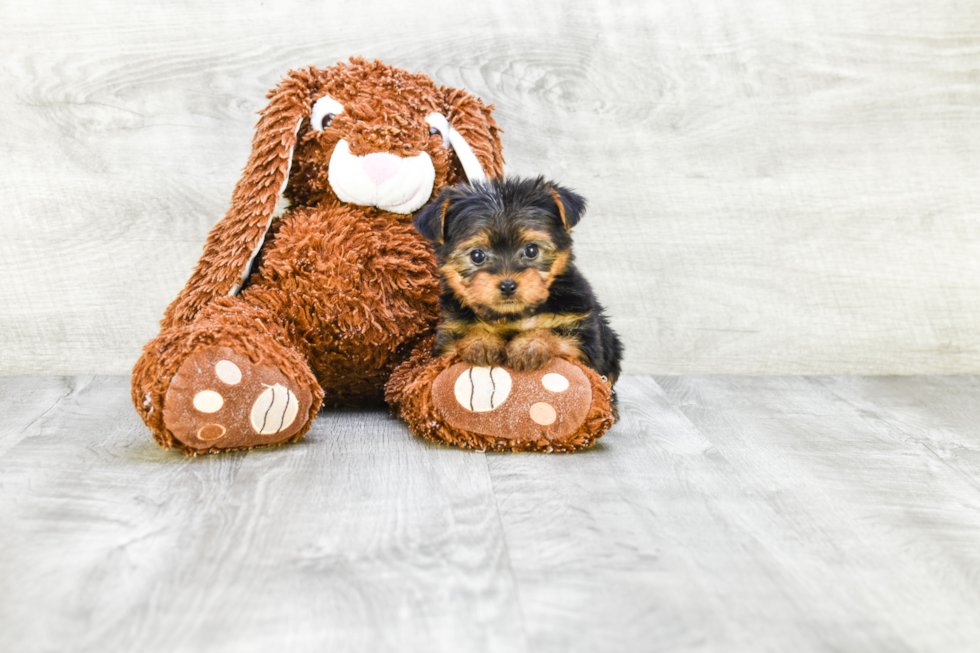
[414, 176, 623, 385]
[132, 58, 504, 453]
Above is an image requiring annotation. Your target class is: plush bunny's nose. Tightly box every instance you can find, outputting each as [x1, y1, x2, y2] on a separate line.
[362, 152, 401, 185]
[499, 279, 518, 296]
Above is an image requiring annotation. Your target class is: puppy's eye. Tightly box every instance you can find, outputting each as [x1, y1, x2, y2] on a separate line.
[469, 250, 487, 265]
[523, 244, 539, 259]
[321, 113, 336, 129]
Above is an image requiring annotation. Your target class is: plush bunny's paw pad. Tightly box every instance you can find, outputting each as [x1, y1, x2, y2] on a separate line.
[163, 346, 313, 450]
[431, 358, 592, 446]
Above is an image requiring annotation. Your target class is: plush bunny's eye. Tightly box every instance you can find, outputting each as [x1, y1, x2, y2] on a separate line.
[429, 126, 440, 136]
[311, 94, 345, 132]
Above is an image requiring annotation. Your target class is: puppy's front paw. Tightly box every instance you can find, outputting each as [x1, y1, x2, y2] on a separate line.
[458, 334, 507, 367]
[506, 335, 553, 372]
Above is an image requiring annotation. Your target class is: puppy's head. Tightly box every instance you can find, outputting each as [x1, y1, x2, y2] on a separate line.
[414, 176, 586, 317]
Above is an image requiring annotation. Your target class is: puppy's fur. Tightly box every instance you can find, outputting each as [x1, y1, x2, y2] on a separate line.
[414, 176, 623, 385]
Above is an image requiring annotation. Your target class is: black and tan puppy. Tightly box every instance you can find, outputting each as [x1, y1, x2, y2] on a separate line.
[413, 176, 623, 385]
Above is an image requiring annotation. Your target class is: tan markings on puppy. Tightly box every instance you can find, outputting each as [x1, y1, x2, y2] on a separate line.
[512, 268, 550, 307]
[437, 199, 450, 243]
[458, 235, 492, 251]
[459, 313, 585, 339]
[464, 268, 551, 315]
[436, 318, 471, 337]
[521, 228, 554, 243]
[506, 328, 584, 372]
[517, 312, 588, 333]
[455, 325, 507, 367]
[426, 195, 452, 244]
[549, 188, 571, 231]
[440, 264, 472, 306]
[542, 250, 570, 285]
[440, 235, 495, 306]
[467, 271, 505, 308]
[445, 314, 587, 354]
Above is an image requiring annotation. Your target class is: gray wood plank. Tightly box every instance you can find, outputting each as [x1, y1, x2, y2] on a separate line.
[814, 375, 980, 490]
[3, 1, 980, 375]
[656, 375, 980, 653]
[0, 377, 525, 653]
[0, 376, 95, 457]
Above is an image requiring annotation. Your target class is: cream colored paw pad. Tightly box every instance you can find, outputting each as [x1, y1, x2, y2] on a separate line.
[541, 373, 569, 392]
[215, 360, 242, 385]
[454, 366, 512, 412]
[193, 390, 224, 413]
[250, 384, 300, 435]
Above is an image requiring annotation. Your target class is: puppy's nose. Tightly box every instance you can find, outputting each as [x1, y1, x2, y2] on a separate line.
[498, 279, 518, 296]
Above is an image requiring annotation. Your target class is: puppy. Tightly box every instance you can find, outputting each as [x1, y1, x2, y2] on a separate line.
[413, 176, 623, 386]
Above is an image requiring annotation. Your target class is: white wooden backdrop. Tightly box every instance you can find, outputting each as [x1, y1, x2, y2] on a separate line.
[2, 0, 980, 375]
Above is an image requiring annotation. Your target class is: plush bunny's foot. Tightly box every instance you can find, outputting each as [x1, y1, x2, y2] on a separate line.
[430, 358, 612, 452]
[386, 344, 615, 453]
[432, 358, 591, 442]
[163, 346, 314, 452]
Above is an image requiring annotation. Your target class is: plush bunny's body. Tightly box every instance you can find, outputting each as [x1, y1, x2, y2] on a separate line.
[133, 59, 503, 453]
[133, 58, 615, 455]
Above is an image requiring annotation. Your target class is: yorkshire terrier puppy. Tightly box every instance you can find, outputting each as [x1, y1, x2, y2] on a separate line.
[413, 176, 623, 385]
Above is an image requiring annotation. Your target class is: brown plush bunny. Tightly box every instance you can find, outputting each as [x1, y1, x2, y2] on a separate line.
[133, 57, 615, 455]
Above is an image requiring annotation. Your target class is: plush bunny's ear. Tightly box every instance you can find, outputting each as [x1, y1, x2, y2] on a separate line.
[161, 73, 312, 329]
[547, 181, 587, 232]
[426, 88, 505, 185]
[413, 190, 452, 244]
[425, 113, 486, 184]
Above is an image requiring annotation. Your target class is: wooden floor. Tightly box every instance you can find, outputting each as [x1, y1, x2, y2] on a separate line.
[2, 375, 979, 652]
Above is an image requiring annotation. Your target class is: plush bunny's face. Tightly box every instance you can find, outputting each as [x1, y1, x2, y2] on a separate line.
[159, 58, 504, 318]
[283, 61, 490, 215]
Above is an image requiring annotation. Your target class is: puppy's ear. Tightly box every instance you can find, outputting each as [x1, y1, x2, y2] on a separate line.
[414, 191, 452, 244]
[547, 182, 587, 232]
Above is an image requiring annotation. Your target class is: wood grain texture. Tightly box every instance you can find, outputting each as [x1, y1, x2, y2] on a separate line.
[2, 0, 980, 375]
[3, 374, 980, 651]
[0, 376, 92, 456]
[0, 376, 525, 653]
[655, 374, 980, 652]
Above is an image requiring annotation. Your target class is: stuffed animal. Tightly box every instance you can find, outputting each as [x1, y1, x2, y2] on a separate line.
[132, 58, 615, 454]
